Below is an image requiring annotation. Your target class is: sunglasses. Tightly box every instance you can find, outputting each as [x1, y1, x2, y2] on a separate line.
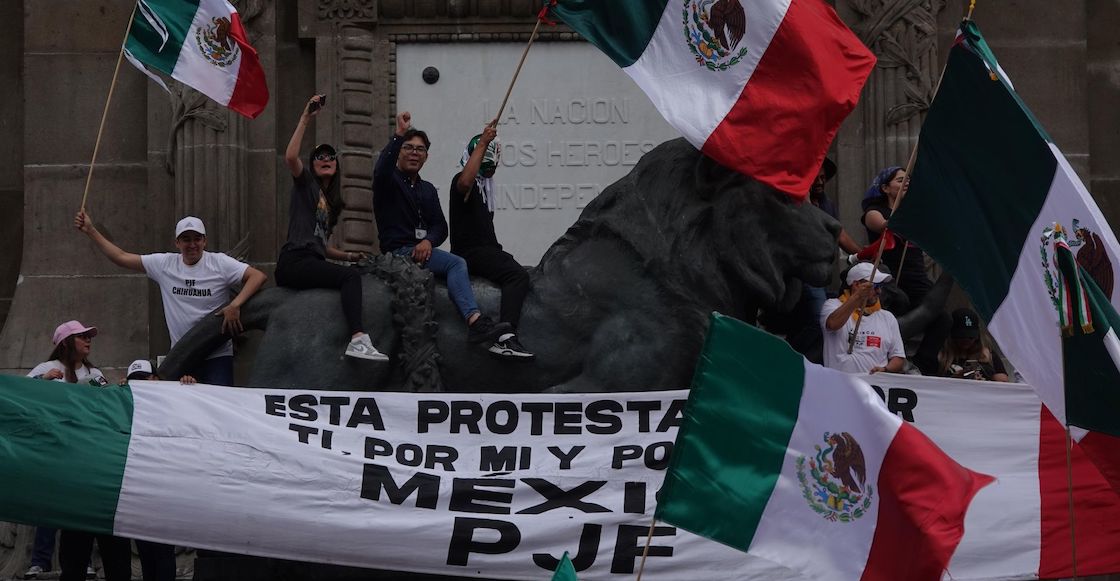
[314, 153, 337, 162]
[872, 281, 887, 290]
[74, 332, 94, 341]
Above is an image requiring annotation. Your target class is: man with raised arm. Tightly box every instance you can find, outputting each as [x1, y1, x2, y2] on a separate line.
[373, 111, 510, 345]
[75, 212, 267, 385]
[449, 121, 535, 359]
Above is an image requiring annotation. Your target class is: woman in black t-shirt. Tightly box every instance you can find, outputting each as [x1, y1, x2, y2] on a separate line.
[861, 166, 933, 313]
[275, 95, 387, 362]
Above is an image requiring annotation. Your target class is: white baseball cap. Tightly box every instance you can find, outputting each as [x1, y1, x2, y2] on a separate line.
[846, 262, 893, 286]
[175, 216, 206, 238]
[126, 359, 154, 380]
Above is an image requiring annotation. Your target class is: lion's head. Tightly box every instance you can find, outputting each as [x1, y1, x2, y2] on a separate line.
[539, 138, 840, 314]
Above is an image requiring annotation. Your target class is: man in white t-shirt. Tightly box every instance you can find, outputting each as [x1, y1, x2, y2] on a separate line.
[820, 262, 907, 374]
[75, 212, 267, 385]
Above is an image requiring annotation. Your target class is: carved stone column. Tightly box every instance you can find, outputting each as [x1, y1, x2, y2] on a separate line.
[834, 0, 946, 243]
[300, 1, 380, 254]
[852, 0, 945, 179]
[168, 87, 250, 253]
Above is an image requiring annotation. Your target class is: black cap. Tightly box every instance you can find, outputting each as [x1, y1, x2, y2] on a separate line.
[821, 157, 837, 181]
[312, 143, 336, 156]
[951, 308, 982, 339]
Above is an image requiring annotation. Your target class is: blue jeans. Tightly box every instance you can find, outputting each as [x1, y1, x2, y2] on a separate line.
[31, 527, 56, 569]
[191, 356, 234, 386]
[392, 246, 479, 321]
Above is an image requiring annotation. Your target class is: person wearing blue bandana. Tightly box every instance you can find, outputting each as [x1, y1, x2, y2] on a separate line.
[449, 121, 535, 359]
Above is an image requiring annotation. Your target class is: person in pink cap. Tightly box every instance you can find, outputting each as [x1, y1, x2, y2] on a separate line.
[27, 320, 105, 384]
[25, 321, 126, 581]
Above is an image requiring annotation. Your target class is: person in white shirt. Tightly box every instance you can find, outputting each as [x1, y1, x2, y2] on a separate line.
[75, 212, 267, 385]
[27, 320, 105, 384]
[26, 320, 131, 581]
[820, 262, 907, 374]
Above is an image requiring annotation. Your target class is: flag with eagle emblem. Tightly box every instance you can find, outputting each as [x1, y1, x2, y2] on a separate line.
[657, 313, 992, 580]
[124, 0, 269, 118]
[545, 0, 875, 200]
[889, 20, 1120, 494]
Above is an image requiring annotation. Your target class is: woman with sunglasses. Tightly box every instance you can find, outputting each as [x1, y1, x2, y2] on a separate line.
[275, 94, 388, 362]
[26, 321, 132, 581]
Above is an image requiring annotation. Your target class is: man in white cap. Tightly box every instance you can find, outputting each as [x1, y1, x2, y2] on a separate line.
[819, 261, 907, 374]
[75, 211, 267, 385]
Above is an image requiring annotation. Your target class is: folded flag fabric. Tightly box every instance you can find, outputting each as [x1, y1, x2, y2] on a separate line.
[657, 313, 992, 580]
[546, 0, 875, 200]
[125, 0, 269, 118]
[551, 551, 578, 581]
[888, 20, 1120, 487]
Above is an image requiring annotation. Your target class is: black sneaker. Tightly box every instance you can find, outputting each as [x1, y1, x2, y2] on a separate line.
[489, 336, 536, 359]
[467, 316, 513, 344]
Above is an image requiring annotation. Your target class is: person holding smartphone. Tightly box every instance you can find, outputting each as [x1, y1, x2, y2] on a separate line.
[936, 308, 1009, 381]
[275, 94, 388, 362]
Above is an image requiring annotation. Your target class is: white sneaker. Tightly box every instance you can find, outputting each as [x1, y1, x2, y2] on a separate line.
[86, 566, 97, 579]
[23, 565, 44, 579]
[344, 334, 388, 361]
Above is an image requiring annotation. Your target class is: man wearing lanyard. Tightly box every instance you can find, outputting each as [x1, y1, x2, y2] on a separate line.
[373, 111, 511, 344]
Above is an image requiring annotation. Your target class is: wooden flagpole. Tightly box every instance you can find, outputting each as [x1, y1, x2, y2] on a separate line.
[1064, 425, 1080, 579]
[80, 7, 137, 212]
[847, 1, 977, 354]
[634, 516, 659, 581]
[493, 4, 551, 124]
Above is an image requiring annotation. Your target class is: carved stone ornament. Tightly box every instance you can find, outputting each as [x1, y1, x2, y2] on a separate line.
[318, 0, 377, 21]
[850, 0, 945, 125]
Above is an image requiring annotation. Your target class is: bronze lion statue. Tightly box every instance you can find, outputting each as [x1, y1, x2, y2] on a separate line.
[160, 138, 847, 392]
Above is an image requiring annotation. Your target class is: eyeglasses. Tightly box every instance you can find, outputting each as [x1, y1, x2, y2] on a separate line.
[401, 144, 428, 154]
[314, 153, 337, 161]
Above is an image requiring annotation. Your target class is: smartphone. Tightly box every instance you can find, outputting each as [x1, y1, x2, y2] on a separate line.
[309, 94, 326, 113]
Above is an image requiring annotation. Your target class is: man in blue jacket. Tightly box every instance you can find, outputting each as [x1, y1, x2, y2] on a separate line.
[373, 110, 510, 344]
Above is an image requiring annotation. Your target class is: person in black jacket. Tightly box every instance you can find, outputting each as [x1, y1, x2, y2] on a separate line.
[373, 111, 510, 345]
[449, 122, 534, 359]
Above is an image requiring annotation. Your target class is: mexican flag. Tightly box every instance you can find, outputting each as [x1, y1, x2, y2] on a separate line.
[547, 0, 875, 200]
[889, 20, 1120, 490]
[657, 313, 992, 580]
[124, 0, 269, 119]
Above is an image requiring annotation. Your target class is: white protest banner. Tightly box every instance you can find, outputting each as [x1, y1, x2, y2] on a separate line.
[1, 373, 1118, 579]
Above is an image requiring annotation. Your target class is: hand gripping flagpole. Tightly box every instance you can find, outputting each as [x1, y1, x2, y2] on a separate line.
[846, 2, 977, 354]
[80, 5, 138, 212]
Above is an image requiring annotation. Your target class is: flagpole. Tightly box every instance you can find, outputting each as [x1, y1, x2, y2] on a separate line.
[634, 516, 658, 581]
[80, 6, 138, 212]
[1064, 425, 1079, 578]
[493, 2, 553, 124]
[847, 3, 977, 354]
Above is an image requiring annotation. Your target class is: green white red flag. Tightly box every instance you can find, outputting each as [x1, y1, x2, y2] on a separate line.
[657, 313, 992, 580]
[124, 0, 269, 118]
[889, 20, 1120, 493]
[546, 0, 875, 199]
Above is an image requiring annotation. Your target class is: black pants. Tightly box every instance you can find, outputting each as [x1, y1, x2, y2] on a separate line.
[136, 540, 176, 581]
[276, 248, 363, 334]
[59, 530, 131, 581]
[459, 246, 530, 329]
